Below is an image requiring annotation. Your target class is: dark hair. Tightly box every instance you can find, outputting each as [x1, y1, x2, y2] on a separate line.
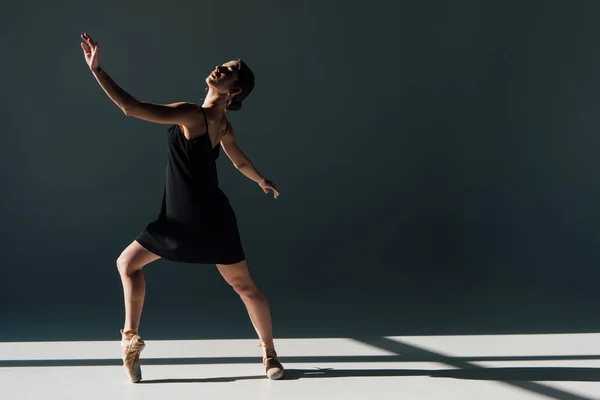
[227, 59, 255, 111]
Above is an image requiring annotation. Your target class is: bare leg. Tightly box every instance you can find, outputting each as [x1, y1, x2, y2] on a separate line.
[216, 259, 274, 345]
[116, 240, 161, 383]
[216, 259, 284, 379]
[116, 241, 161, 332]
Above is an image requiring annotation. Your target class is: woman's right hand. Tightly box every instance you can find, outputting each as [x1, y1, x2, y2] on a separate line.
[80, 33, 100, 72]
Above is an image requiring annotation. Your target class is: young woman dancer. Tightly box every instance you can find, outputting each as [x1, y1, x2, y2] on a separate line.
[80, 33, 284, 383]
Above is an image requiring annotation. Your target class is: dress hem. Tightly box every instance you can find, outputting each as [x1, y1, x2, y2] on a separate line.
[135, 238, 246, 266]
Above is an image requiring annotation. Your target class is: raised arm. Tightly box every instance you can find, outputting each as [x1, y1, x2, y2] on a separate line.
[80, 33, 202, 126]
[220, 123, 280, 199]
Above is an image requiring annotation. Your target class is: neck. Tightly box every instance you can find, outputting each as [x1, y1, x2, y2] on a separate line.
[202, 88, 230, 113]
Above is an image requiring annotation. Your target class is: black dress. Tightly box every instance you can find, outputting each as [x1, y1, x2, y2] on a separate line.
[136, 110, 246, 265]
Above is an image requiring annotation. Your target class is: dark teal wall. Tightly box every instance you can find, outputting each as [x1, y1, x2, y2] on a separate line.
[1, 0, 599, 337]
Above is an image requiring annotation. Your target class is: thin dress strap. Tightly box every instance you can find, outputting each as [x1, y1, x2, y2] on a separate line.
[201, 107, 210, 136]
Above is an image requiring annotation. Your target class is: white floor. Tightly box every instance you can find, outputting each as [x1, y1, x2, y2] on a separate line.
[2, 334, 600, 400]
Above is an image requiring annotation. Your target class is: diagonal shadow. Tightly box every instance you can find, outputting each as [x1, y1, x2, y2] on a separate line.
[352, 336, 597, 400]
[430, 367, 600, 382]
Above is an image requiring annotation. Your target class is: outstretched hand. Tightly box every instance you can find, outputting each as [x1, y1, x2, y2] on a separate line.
[80, 33, 100, 72]
[259, 179, 280, 199]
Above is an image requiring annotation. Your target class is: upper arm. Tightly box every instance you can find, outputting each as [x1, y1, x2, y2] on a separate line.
[124, 101, 203, 126]
[220, 123, 250, 168]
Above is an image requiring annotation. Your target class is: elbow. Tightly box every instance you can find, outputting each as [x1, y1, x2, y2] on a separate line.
[233, 160, 250, 169]
[121, 101, 139, 117]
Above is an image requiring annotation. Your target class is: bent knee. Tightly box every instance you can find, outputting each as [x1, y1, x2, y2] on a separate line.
[116, 256, 141, 277]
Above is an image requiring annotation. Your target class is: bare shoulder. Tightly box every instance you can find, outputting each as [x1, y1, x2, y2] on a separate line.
[174, 102, 205, 124]
[127, 100, 204, 127]
[169, 101, 200, 108]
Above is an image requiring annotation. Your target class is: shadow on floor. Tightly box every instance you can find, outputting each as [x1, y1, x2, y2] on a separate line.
[138, 367, 600, 384]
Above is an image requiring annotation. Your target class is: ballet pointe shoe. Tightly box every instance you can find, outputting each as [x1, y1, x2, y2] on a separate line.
[120, 329, 146, 383]
[259, 342, 284, 380]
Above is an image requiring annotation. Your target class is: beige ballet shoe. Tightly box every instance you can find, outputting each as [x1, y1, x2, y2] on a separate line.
[259, 342, 284, 380]
[120, 329, 146, 383]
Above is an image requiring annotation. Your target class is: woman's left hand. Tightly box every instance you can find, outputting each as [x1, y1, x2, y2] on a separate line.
[259, 179, 280, 199]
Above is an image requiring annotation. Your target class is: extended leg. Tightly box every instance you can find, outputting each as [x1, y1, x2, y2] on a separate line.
[216, 259, 284, 380]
